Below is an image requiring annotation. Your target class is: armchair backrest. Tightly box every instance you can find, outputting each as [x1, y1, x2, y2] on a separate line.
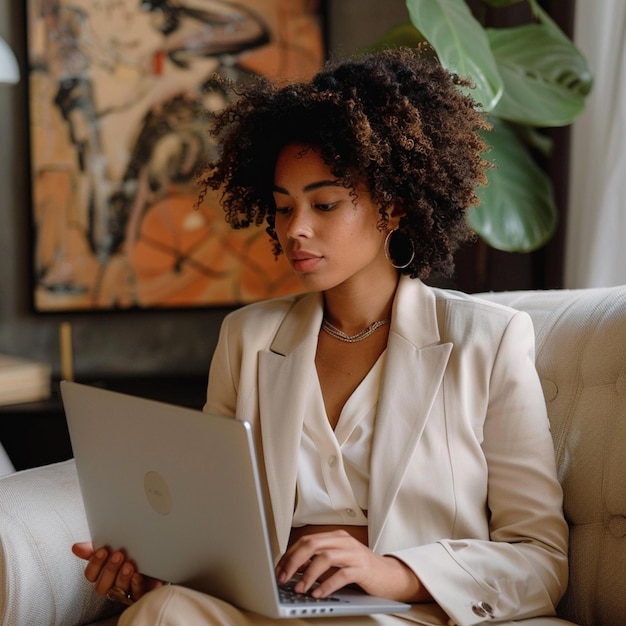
[479, 286, 626, 626]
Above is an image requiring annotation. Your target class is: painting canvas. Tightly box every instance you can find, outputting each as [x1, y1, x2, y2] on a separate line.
[26, 0, 325, 311]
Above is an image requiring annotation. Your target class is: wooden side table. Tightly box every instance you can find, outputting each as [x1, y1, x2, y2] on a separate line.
[0, 375, 207, 471]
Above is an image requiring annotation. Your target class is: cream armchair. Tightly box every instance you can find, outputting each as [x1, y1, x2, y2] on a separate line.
[1, 286, 624, 626]
[0, 444, 13, 477]
[481, 286, 626, 626]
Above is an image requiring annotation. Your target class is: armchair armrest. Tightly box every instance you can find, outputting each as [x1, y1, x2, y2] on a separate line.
[0, 459, 120, 625]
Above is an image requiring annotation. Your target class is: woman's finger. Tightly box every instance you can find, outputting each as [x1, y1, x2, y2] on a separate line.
[93, 550, 126, 596]
[309, 563, 357, 598]
[277, 531, 361, 590]
[132, 573, 166, 601]
[71, 541, 95, 561]
[83, 547, 109, 584]
[130, 572, 147, 601]
[111, 560, 136, 599]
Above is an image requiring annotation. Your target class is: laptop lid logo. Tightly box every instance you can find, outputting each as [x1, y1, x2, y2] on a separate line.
[144, 471, 173, 515]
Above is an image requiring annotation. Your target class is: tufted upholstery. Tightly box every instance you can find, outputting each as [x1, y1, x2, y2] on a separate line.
[0, 459, 121, 626]
[0, 286, 624, 626]
[479, 286, 626, 626]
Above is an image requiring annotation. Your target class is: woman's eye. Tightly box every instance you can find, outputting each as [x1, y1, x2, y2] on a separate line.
[274, 206, 293, 215]
[315, 203, 337, 212]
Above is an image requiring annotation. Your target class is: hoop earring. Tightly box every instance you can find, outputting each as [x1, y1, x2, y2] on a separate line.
[384, 228, 415, 269]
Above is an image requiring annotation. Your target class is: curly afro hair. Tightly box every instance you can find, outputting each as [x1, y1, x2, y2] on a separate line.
[197, 47, 492, 279]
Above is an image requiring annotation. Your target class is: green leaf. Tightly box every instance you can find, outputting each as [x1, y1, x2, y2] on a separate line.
[365, 22, 428, 52]
[530, 1, 593, 97]
[481, 0, 526, 6]
[468, 119, 557, 252]
[405, 0, 503, 111]
[515, 124, 554, 158]
[488, 22, 592, 126]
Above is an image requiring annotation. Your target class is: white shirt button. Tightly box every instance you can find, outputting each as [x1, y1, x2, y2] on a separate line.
[346, 508, 357, 517]
[328, 455, 338, 468]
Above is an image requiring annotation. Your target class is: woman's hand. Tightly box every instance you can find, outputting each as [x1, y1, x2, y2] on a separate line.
[275, 530, 431, 603]
[72, 542, 164, 604]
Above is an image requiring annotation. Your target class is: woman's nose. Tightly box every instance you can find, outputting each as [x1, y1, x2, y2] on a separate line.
[285, 207, 313, 239]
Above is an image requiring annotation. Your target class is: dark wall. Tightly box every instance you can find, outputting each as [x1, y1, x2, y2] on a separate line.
[0, 0, 410, 379]
[0, 1, 574, 379]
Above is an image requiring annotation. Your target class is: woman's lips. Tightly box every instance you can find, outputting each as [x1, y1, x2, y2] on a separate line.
[289, 251, 322, 272]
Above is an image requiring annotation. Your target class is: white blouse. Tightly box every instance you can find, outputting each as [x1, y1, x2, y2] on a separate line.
[292, 351, 386, 527]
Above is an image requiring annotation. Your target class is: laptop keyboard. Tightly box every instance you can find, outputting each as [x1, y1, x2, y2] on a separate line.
[279, 578, 342, 604]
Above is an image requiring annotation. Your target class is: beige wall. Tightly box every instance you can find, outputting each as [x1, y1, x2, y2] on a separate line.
[0, 0, 408, 377]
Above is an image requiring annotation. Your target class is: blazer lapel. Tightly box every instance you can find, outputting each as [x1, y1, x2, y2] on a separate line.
[369, 278, 452, 549]
[258, 292, 323, 554]
[255, 279, 452, 553]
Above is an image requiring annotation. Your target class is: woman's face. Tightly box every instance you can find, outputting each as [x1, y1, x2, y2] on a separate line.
[272, 143, 398, 293]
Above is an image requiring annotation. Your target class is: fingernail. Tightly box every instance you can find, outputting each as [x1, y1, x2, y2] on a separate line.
[95, 548, 107, 560]
[122, 563, 133, 576]
[111, 552, 122, 564]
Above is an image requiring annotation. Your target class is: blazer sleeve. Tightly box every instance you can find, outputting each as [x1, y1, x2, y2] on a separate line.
[203, 298, 292, 419]
[388, 310, 568, 626]
[203, 312, 239, 418]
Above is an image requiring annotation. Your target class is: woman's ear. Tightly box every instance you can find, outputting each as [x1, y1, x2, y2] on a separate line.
[387, 202, 406, 229]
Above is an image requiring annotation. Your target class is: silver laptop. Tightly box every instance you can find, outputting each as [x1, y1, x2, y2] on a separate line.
[61, 381, 411, 618]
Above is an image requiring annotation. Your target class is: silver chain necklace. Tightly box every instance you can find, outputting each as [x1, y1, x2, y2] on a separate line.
[321, 318, 390, 343]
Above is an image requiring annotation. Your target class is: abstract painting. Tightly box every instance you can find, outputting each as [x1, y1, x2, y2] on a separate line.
[27, 0, 325, 311]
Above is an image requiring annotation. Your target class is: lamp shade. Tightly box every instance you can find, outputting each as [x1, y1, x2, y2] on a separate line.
[0, 36, 20, 84]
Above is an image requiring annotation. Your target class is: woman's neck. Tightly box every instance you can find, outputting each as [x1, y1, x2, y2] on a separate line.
[322, 272, 400, 333]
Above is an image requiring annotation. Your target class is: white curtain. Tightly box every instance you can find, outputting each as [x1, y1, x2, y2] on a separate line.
[565, 0, 626, 288]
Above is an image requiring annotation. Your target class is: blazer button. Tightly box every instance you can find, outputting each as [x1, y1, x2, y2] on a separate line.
[471, 601, 494, 618]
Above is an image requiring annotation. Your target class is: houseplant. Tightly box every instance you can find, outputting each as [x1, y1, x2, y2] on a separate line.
[369, 0, 592, 252]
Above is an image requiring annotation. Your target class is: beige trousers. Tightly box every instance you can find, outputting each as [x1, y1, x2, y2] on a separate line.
[117, 586, 414, 626]
[117, 585, 576, 626]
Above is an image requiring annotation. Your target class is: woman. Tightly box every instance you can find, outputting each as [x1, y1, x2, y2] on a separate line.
[73, 47, 568, 625]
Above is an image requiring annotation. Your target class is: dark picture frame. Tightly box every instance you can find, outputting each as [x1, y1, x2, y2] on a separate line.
[26, 0, 325, 311]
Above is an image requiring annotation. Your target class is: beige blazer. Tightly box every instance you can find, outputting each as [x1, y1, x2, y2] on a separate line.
[204, 277, 568, 626]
